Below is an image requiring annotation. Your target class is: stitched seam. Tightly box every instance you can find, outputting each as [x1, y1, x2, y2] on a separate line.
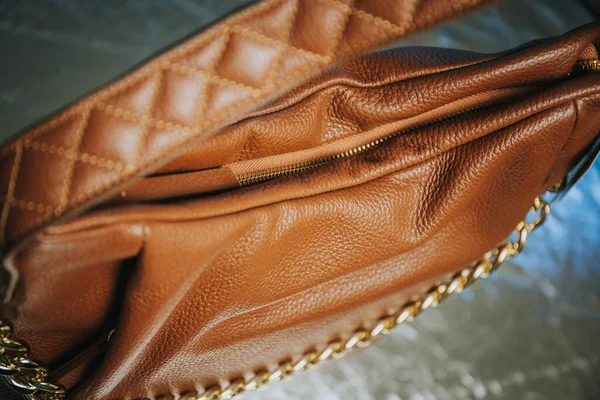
[60, 89, 559, 230]
[320, 0, 353, 58]
[0, 70, 166, 159]
[0, 143, 23, 243]
[11, 0, 459, 239]
[229, 0, 301, 165]
[57, 107, 92, 214]
[23, 138, 131, 171]
[169, 62, 259, 93]
[4, 0, 486, 247]
[280, 0, 299, 45]
[133, 72, 165, 164]
[231, 25, 331, 61]
[321, 0, 412, 35]
[191, 25, 233, 126]
[18, 56, 330, 236]
[0, 1, 337, 163]
[255, 0, 299, 90]
[0, 112, 80, 158]
[0, 3, 331, 162]
[0, 196, 54, 214]
[96, 102, 193, 134]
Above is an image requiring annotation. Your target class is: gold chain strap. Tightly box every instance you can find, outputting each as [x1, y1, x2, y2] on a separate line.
[0, 322, 66, 400]
[0, 188, 558, 400]
[180, 188, 557, 400]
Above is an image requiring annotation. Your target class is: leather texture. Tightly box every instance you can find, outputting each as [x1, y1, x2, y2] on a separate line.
[1, 20, 599, 400]
[0, 0, 492, 250]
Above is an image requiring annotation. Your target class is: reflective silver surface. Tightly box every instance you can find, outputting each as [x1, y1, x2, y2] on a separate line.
[1, 1, 598, 399]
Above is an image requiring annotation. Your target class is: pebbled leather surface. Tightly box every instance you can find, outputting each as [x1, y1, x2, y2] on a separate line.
[1, 2, 598, 400]
[2, 21, 599, 399]
[0, 0, 493, 250]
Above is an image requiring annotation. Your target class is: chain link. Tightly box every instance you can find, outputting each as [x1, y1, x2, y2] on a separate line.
[175, 189, 558, 400]
[0, 188, 558, 400]
[0, 321, 66, 399]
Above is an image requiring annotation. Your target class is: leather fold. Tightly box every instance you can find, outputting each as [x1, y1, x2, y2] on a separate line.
[1, 2, 600, 400]
[2, 22, 599, 400]
[0, 0, 494, 250]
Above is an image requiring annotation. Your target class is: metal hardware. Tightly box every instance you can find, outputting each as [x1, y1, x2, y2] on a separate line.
[0, 187, 560, 400]
[238, 58, 600, 188]
[177, 190, 557, 400]
[0, 54, 594, 400]
[569, 59, 600, 74]
[0, 320, 66, 400]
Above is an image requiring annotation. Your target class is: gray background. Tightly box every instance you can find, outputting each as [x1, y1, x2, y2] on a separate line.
[1, 1, 599, 399]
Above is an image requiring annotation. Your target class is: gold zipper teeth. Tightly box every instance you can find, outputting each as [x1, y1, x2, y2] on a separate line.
[238, 58, 599, 187]
[237, 114, 465, 186]
[574, 59, 600, 71]
[569, 59, 600, 77]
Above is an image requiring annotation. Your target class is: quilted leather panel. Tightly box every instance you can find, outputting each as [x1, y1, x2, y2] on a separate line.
[0, 0, 491, 247]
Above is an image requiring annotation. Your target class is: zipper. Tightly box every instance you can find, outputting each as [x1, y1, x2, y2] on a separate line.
[6, 55, 595, 400]
[237, 137, 388, 186]
[235, 89, 520, 186]
[118, 87, 534, 202]
[573, 59, 600, 72]
[569, 59, 600, 76]
[237, 58, 600, 187]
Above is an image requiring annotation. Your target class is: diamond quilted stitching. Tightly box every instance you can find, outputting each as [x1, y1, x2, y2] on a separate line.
[412, 0, 459, 25]
[204, 82, 259, 123]
[67, 161, 123, 206]
[107, 77, 159, 115]
[0, 0, 489, 247]
[152, 69, 210, 126]
[336, 12, 394, 55]
[56, 107, 94, 213]
[13, 146, 70, 207]
[238, 0, 299, 42]
[142, 125, 194, 160]
[272, 47, 329, 85]
[26, 117, 84, 150]
[78, 109, 144, 165]
[180, 34, 231, 72]
[355, 0, 420, 27]
[215, 30, 282, 88]
[290, 0, 351, 56]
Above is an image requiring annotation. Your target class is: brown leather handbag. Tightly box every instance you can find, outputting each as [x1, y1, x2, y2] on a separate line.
[1, 1, 599, 399]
